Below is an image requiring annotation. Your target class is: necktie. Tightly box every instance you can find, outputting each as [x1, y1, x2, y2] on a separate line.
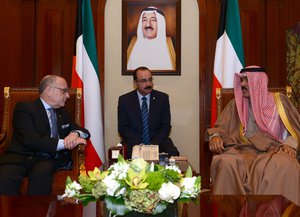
[141, 97, 151, 144]
[48, 108, 58, 139]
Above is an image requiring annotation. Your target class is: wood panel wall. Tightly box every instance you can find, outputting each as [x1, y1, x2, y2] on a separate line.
[1, 0, 300, 188]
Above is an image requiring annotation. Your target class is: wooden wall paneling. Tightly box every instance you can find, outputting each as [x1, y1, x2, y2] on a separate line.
[64, 0, 78, 84]
[21, 0, 36, 87]
[35, 0, 77, 85]
[240, 6, 264, 66]
[0, 0, 36, 125]
[266, 0, 281, 86]
[241, 0, 266, 67]
[265, 0, 300, 87]
[96, 0, 106, 97]
[199, 0, 220, 189]
[198, 0, 209, 188]
[0, 0, 35, 89]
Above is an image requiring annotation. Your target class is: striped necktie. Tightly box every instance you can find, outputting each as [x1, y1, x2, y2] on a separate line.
[141, 97, 150, 144]
[48, 108, 58, 139]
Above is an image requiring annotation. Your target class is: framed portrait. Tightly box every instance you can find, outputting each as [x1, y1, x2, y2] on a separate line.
[122, 0, 181, 75]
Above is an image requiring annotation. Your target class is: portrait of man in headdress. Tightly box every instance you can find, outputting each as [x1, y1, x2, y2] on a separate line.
[123, 0, 180, 75]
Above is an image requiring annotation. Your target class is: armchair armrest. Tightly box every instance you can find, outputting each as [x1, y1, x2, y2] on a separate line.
[75, 143, 86, 171]
[0, 129, 8, 154]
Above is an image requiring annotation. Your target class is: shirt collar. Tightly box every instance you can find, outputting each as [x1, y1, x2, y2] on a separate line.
[136, 91, 150, 101]
[40, 98, 51, 110]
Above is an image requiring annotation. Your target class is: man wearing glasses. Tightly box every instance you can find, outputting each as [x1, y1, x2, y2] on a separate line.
[118, 66, 179, 159]
[0, 75, 90, 195]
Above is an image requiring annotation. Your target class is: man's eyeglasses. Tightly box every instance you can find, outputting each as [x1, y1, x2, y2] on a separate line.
[52, 86, 69, 94]
[136, 78, 154, 83]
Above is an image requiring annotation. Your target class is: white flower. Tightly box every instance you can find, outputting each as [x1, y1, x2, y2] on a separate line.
[130, 158, 148, 171]
[149, 162, 155, 172]
[102, 175, 122, 197]
[180, 177, 199, 198]
[115, 187, 126, 197]
[109, 161, 129, 180]
[158, 182, 180, 203]
[165, 165, 181, 174]
[62, 180, 82, 198]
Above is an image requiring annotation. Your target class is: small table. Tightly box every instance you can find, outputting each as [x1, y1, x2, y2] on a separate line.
[1, 193, 298, 217]
[97, 192, 300, 217]
[0, 195, 82, 217]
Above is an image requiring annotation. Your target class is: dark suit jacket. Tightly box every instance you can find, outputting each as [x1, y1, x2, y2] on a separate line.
[118, 89, 177, 158]
[0, 98, 90, 165]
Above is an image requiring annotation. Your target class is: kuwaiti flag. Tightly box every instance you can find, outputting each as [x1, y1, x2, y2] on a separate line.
[72, 0, 105, 171]
[211, 0, 245, 126]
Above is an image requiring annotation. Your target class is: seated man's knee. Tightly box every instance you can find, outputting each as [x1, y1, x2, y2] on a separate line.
[0, 166, 23, 195]
[28, 160, 55, 177]
[212, 154, 241, 172]
[271, 152, 298, 170]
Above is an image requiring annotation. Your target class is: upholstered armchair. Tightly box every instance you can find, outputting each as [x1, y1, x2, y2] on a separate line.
[0, 87, 85, 195]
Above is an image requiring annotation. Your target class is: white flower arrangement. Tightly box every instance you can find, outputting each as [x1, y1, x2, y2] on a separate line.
[63, 155, 201, 216]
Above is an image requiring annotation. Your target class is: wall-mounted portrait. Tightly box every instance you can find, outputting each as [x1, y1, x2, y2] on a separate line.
[122, 0, 181, 75]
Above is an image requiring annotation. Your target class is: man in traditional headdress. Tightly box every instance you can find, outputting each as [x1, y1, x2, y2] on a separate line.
[127, 7, 175, 70]
[206, 66, 300, 205]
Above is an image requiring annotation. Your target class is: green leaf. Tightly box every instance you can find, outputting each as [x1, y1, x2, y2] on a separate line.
[185, 166, 192, 178]
[65, 176, 72, 185]
[178, 197, 199, 204]
[105, 196, 132, 216]
[151, 202, 168, 215]
[178, 197, 191, 203]
[81, 196, 97, 206]
[117, 154, 125, 163]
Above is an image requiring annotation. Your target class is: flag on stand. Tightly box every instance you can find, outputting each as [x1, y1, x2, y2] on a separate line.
[211, 0, 245, 126]
[72, 0, 105, 171]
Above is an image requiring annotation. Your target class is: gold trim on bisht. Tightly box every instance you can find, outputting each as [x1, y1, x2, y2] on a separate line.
[273, 92, 299, 144]
[239, 124, 250, 144]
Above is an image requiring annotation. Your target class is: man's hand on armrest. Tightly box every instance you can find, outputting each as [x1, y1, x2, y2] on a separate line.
[209, 135, 224, 154]
[64, 132, 87, 150]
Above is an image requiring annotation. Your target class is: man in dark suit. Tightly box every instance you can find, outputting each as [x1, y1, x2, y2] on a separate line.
[118, 66, 179, 159]
[0, 75, 90, 195]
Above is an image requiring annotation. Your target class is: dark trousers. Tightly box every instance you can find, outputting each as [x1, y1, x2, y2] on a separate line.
[0, 158, 57, 195]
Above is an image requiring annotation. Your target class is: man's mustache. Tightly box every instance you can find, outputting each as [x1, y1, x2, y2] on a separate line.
[242, 87, 248, 91]
[145, 86, 152, 90]
[145, 26, 153, 30]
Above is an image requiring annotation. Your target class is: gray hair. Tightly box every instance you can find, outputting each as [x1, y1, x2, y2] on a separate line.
[38, 75, 59, 94]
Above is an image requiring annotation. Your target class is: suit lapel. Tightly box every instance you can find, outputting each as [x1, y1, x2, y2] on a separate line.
[35, 99, 51, 135]
[55, 108, 65, 136]
[131, 91, 143, 129]
[149, 91, 157, 123]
